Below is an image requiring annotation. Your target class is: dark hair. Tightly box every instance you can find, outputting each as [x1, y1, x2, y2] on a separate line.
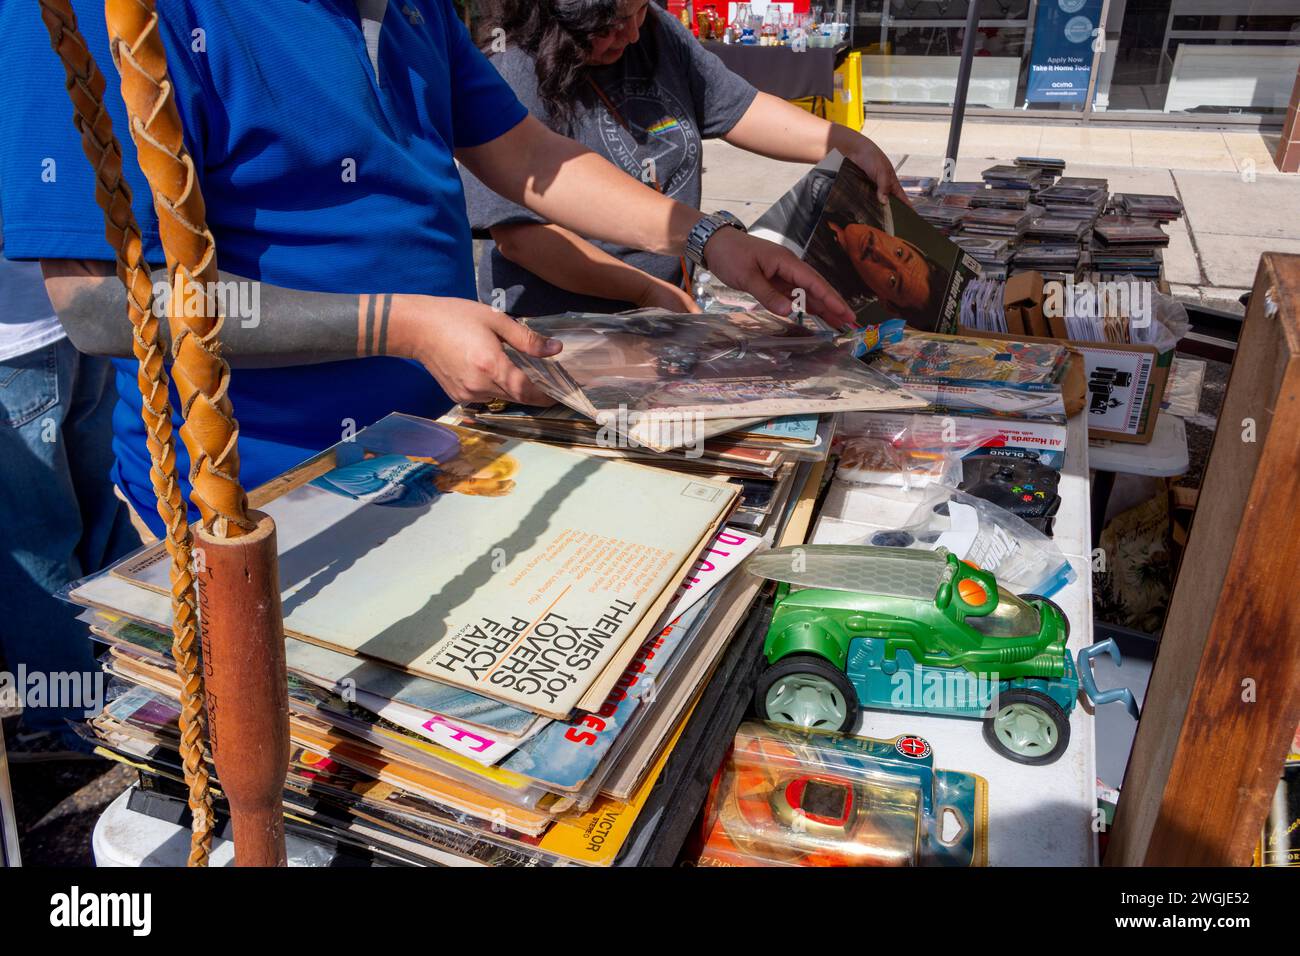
[478, 1, 656, 127]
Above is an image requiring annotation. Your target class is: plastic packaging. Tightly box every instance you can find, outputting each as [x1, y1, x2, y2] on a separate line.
[860, 486, 1077, 598]
[874, 330, 1068, 386]
[1161, 355, 1205, 418]
[697, 722, 987, 867]
[834, 413, 1002, 491]
[1141, 286, 1190, 353]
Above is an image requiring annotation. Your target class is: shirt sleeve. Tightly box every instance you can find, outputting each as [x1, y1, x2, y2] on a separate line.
[657, 9, 757, 139]
[442, 1, 530, 149]
[460, 48, 547, 234]
[0, 0, 209, 264]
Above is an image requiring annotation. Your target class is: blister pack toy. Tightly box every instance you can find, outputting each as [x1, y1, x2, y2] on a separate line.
[698, 722, 987, 867]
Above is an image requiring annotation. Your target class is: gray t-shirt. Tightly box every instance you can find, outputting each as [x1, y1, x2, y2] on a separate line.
[462, 8, 757, 316]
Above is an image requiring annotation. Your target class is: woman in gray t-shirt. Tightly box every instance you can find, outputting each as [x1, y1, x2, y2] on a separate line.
[462, 0, 903, 318]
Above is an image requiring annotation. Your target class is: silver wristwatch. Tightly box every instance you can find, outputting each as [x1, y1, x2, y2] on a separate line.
[684, 210, 747, 270]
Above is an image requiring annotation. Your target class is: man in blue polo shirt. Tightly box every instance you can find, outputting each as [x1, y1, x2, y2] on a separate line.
[1, 0, 851, 540]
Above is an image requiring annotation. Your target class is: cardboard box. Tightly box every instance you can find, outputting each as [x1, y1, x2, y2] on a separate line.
[1075, 343, 1170, 443]
[1004, 270, 1051, 338]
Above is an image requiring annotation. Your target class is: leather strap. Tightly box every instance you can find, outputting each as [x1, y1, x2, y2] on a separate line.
[105, 0, 254, 538]
[37, 0, 216, 866]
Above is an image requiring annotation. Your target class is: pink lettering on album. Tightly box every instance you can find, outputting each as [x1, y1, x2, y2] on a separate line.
[423, 715, 494, 753]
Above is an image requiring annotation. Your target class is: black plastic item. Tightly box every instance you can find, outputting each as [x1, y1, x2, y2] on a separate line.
[1178, 302, 1243, 364]
[943, 0, 984, 178]
[699, 41, 849, 100]
[869, 530, 916, 548]
[127, 782, 190, 827]
[126, 774, 398, 867]
[615, 601, 772, 867]
[1094, 620, 1160, 661]
[960, 455, 1062, 536]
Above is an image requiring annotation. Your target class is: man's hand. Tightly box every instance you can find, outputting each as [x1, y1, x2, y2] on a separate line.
[634, 275, 701, 314]
[702, 228, 856, 330]
[844, 137, 907, 206]
[394, 296, 560, 406]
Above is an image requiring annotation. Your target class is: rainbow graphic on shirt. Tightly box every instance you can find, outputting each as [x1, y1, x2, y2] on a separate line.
[646, 116, 682, 136]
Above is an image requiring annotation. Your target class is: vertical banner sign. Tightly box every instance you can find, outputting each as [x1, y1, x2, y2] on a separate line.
[1026, 0, 1104, 104]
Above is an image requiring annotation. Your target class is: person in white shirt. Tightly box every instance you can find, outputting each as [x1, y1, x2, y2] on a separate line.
[0, 193, 139, 756]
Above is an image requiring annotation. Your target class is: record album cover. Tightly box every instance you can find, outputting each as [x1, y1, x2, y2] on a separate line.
[111, 414, 738, 717]
[803, 158, 978, 335]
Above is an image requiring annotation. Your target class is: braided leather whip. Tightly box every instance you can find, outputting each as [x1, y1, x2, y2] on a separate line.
[105, 0, 254, 539]
[37, 0, 215, 865]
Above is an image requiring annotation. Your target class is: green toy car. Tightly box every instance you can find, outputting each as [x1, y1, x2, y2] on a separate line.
[747, 545, 1138, 765]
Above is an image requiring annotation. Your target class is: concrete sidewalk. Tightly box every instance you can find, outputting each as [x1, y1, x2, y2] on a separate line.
[702, 117, 1300, 312]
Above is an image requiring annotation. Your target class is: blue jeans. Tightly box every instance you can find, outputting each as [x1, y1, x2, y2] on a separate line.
[0, 339, 141, 739]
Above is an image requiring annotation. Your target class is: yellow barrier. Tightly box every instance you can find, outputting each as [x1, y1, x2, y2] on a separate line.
[790, 50, 865, 130]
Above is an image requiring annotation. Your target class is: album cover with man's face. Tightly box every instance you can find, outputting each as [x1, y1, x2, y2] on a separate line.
[802, 158, 978, 335]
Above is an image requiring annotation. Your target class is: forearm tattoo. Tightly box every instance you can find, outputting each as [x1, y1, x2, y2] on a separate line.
[53, 268, 375, 368]
[360, 293, 395, 357]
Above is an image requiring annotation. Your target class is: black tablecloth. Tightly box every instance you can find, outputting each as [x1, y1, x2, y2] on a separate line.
[701, 41, 849, 100]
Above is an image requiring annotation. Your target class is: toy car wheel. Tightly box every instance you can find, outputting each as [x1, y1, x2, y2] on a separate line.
[1019, 593, 1069, 639]
[983, 689, 1071, 765]
[756, 655, 859, 734]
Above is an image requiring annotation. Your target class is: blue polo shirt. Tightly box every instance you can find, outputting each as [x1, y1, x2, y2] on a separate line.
[0, 0, 526, 535]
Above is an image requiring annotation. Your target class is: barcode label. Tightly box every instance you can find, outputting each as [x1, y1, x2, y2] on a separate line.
[1125, 355, 1153, 433]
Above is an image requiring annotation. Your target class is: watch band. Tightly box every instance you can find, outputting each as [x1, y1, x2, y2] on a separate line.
[684, 211, 747, 270]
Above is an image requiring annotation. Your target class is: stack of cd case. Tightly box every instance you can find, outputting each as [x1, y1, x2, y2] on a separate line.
[961, 206, 1034, 238]
[952, 235, 1014, 277]
[912, 200, 969, 234]
[970, 186, 1032, 210]
[981, 164, 1044, 192]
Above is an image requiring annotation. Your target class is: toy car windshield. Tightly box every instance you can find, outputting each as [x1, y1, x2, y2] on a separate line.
[965, 586, 1040, 637]
[746, 544, 950, 600]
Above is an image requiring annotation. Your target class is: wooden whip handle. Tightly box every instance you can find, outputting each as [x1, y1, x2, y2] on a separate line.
[195, 511, 289, 866]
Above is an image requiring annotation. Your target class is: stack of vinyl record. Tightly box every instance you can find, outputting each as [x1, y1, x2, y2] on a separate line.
[65, 407, 837, 868]
[451, 404, 836, 533]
